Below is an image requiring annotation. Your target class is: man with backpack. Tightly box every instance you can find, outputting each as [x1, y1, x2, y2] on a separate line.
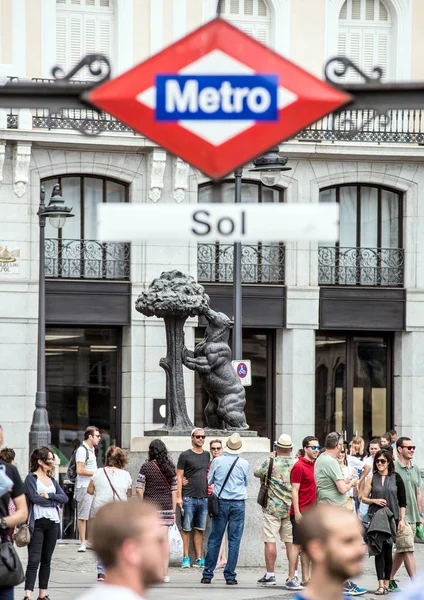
[72, 426, 100, 552]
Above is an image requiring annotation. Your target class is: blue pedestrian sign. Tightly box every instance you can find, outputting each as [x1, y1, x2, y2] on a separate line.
[232, 360, 252, 387]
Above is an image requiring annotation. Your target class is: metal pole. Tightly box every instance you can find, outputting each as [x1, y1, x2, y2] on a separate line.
[233, 168, 243, 360]
[29, 186, 51, 456]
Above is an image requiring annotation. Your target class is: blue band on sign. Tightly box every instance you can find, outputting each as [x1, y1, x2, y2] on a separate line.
[155, 74, 279, 121]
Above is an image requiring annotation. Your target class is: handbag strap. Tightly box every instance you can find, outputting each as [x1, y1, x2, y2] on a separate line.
[103, 468, 123, 502]
[217, 457, 239, 499]
[151, 460, 172, 490]
[264, 457, 274, 489]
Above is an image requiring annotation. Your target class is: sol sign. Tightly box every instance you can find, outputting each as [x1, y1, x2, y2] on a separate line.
[97, 203, 339, 243]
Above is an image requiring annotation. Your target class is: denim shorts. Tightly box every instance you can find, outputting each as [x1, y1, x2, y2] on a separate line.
[182, 497, 208, 532]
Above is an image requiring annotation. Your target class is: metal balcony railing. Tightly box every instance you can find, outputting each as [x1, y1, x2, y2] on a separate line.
[45, 239, 130, 280]
[198, 243, 285, 284]
[318, 246, 404, 287]
[4, 78, 424, 145]
[294, 109, 424, 144]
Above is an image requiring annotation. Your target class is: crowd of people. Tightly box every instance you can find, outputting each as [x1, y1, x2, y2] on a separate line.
[0, 422, 423, 600]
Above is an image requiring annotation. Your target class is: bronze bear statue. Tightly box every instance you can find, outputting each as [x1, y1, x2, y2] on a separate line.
[182, 308, 249, 430]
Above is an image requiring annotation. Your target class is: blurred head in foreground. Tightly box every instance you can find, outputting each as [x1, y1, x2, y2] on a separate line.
[298, 505, 365, 583]
[92, 501, 167, 593]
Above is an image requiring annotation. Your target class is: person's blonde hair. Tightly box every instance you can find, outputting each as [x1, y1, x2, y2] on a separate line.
[209, 439, 222, 448]
[350, 436, 364, 454]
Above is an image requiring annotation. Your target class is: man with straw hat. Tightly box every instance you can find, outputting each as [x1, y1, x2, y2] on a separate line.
[255, 433, 296, 588]
[201, 433, 249, 586]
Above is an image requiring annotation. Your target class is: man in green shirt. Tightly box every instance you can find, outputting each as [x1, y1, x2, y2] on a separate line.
[389, 437, 424, 590]
[315, 432, 357, 506]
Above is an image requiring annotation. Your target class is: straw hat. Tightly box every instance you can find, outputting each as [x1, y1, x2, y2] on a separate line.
[276, 434, 293, 449]
[225, 432, 243, 454]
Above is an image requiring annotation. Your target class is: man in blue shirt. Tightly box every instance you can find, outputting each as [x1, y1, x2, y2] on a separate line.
[201, 432, 249, 586]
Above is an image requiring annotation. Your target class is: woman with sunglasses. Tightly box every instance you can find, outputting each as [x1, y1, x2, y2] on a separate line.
[362, 449, 406, 595]
[23, 446, 68, 600]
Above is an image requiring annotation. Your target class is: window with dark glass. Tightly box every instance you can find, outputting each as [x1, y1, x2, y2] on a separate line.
[42, 175, 130, 280]
[197, 180, 285, 284]
[315, 333, 392, 445]
[319, 184, 403, 286]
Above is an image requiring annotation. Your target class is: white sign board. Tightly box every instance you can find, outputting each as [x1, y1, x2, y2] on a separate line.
[0, 243, 20, 275]
[232, 360, 252, 386]
[97, 203, 339, 243]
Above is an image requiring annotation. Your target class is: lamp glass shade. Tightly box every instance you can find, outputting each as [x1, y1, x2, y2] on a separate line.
[49, 214, 67, 229]
[260, 171, 280, 187]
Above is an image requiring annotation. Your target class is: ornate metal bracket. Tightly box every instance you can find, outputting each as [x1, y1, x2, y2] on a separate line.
[0, 54, 110, 136]
[325, 56, 384, 85]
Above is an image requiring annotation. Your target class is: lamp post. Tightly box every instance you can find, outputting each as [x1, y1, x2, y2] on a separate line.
[29, 184, 74, 456]
[231, 148, 291, 361]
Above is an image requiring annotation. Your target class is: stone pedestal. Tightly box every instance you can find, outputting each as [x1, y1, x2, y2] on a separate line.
[129, 435, 272, 566]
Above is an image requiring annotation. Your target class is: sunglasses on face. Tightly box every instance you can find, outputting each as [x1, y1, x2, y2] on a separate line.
[211, 447, 222, 451]
[401, 445, 416, 451]
[194, 435, 205, 439]
[376, 459, 387, 465]
[307, 445, 321, 451]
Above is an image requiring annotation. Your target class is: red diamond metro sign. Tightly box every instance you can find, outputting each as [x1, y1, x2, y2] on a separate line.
[88, 18, 351, 180]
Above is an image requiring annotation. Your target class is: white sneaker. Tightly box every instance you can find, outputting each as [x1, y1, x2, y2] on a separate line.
[163, 576, 170, 583]
[78, 543, 86, 552]
[86, 542, 93, 550]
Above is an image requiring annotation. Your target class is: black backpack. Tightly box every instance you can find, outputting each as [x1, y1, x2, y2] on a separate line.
[66, 445, 89, 483]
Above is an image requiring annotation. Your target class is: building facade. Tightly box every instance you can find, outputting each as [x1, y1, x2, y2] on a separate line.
[1, 0, 424, 478]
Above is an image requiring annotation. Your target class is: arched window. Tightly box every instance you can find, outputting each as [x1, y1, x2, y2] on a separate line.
[56, 0, 114, 79]
[42, 175, 129, 280]
[338, 0, 393, 81]
[319, 184, 403, 286]
[197, 180, 285, 284]
[219, 0, 271, 46]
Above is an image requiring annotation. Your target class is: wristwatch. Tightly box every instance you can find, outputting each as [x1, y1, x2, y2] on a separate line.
[0, 518, 7, 529]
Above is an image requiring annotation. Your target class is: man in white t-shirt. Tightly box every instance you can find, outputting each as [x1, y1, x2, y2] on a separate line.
[74, 501, 166, 600]
[75, 425, 100, 552]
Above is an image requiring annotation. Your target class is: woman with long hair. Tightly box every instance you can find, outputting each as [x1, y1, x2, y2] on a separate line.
[87, 445, 132, 581]
[350, 436, 366, 460]
[136, 439, 177, 583]
[362, 449, 406, 595]
[24, 446, 68, 600]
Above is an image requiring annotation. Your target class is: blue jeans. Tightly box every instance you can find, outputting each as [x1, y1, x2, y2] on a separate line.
[203, 499, 245, 581]
[0, 588, 14, 600]
[182, 497, 208, 532]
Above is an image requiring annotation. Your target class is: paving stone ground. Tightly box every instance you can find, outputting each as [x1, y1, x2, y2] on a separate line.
[13, 542, 424, 600]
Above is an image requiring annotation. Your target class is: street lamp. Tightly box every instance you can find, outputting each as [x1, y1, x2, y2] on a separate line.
[29, 184, 74, 456]
[249, 147, 292, 186]
[232, 149, 291, 361]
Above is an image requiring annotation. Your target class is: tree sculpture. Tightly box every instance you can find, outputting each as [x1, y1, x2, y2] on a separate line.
[135, 270, 210, 430]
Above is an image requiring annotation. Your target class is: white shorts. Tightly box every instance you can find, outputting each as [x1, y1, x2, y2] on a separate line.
[75, 486, 93, 520]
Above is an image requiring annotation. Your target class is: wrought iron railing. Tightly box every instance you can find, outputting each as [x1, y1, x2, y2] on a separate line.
[318, 246, 404, 287]
[198, 243, 285, 284]
[294, 109, 424, 144]
[45, 239, 130, 280]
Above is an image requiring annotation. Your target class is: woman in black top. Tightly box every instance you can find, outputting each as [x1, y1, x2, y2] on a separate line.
[362, 449, 406, 595]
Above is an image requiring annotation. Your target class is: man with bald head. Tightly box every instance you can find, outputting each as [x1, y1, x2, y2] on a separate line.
[294, 505, 366, 600]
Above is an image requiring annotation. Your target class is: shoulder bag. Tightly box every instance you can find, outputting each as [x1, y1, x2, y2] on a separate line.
[257, 457, 274, 508]
[13, 506, 32, 548]
[103, 468, 123, 502]
[151, 461, 172, 490]
[0, 539, 25, 587]
[208, 457, 239, 518]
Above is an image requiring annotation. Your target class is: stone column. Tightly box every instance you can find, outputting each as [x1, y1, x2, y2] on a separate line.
[394, 330, 424, 466]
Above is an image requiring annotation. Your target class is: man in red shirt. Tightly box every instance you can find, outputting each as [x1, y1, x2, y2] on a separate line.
[287, 435, 320, 588]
